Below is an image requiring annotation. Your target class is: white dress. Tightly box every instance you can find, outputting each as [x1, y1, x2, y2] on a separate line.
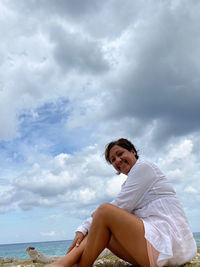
[76, 158, 197, 266]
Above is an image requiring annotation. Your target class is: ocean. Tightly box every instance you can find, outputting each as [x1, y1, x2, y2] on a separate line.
[0, 233, 200, 259]
[0, 240, 72, 259]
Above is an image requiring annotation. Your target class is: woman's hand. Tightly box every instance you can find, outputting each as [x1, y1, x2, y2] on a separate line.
[66, 231, 85, 254]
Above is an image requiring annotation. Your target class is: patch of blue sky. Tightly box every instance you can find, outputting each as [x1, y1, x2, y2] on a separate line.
[0, 141, 25, 163]
[0, 99, 95, 165]
[0, 208, 80, 244]
[0, 178, 8, 185]
[18, 99, 96, 155]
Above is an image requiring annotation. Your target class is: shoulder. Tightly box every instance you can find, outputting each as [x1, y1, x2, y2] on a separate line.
[125, 158, 161, 187]
[128, 158, 163, 179]
[131, 158, 166, 182]
[130, 158, 156, 173]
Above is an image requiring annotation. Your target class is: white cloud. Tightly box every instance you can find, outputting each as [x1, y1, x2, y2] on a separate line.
[2, 137, 198, 225]
[0, 185, 16, 213]
[40, 231, 55, 237]
[0, 145, 111, 215]
[79, 188, 96, 204]
[184, 186, 198, 194]
[45, 214, 63, 221]
[106, 174, 126, 198]
[155, 139, 200, 215]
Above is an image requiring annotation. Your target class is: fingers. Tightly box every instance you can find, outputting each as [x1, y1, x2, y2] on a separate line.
[67, 239, 77, 254]
[75, 232, 85, 248]
[75, 237, 82, 247]
[67, 240, 76, 254]
[66, 232, 85, 254]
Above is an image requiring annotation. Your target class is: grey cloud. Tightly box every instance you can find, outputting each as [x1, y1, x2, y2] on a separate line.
[81, 0, 141, 39]
[43, 0, 104, 19]
[0, 185, 17, 213]
[7, 0, 139, 38]
[99, 1, 200, 145]
[8, 0, 104, 19]
[14, 170, 78, 198]
[49, 25, 109, 74]
[15, 182, 67, 198]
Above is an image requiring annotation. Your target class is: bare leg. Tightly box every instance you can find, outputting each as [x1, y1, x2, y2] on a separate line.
[107, 235, 139, 266]
[77, 203, 150, 267]
[46, 237, 87, 267]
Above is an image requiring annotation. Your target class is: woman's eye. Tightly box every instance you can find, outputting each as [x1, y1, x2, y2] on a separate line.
[118, 152, 123, 156]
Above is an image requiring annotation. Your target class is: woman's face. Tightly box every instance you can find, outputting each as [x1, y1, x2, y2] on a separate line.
[109, 145, 137, 175]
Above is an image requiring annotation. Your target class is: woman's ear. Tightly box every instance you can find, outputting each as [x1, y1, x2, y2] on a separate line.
[131, 149, 136, 155]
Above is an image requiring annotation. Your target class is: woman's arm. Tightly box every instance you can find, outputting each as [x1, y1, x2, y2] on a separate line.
[75, 216, 93, 235]
[111, 159, 159, 212]
[66, 231, 85, 254]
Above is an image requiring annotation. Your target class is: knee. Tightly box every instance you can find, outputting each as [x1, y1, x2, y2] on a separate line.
[93, 203, 114, 219]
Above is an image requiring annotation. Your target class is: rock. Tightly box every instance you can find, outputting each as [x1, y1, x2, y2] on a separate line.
[26, 247, 62, 263]
[93, 258, 132, 266]
[0, 257, 26, 263]
[94, 250, 132, 267]
[98, 248, 112, 257]
[26, 247, 115, 264]
[191, 252, 200, 263]
[25, 247, 132, 266]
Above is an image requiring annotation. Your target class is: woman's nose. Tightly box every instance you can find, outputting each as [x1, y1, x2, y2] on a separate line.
[115, 156, 121, 164]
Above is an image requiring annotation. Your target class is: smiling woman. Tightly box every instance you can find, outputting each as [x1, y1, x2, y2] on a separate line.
[105, 138, 138, 175]
[109, 145, 136, 175]
[46, 138, 197, 267]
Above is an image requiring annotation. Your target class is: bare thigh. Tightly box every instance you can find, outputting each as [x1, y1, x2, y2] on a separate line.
[99, 203, 149, 265]
[79, 203, 149, 267]
[108, 235, 140, 266]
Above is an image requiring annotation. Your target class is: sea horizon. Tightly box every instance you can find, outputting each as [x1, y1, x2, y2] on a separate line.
[1, 231, 200, 246]
[0, 233, 199, 259]
[0, 239, 72, 246]
[0, 239, 73, 258]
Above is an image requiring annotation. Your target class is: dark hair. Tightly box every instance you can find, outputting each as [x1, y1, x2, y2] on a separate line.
[105, 138, 139, 163]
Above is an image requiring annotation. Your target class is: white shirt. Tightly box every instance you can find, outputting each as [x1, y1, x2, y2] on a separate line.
[76, 158, 197, 266]
[76, 158, 175, 233]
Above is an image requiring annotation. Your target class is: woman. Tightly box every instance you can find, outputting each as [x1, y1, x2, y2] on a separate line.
[47, 138, 197, 267]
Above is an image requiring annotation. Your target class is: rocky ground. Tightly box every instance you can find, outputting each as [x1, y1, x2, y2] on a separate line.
[0, 247, 200, 266]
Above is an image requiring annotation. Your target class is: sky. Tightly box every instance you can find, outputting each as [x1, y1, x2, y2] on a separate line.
[0, 0, 200, 245]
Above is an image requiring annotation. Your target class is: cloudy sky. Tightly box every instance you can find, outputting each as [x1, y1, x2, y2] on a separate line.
[0, 0, 200, 245]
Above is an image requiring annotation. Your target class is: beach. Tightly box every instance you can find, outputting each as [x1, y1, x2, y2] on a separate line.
[1, 235, 200, 266]
[0, 251, 200, 267]
[0, 245, 200, 266]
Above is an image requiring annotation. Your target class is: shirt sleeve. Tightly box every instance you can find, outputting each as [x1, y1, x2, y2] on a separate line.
[75, 217, 93, 235]
[111, 159, 159, 212]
